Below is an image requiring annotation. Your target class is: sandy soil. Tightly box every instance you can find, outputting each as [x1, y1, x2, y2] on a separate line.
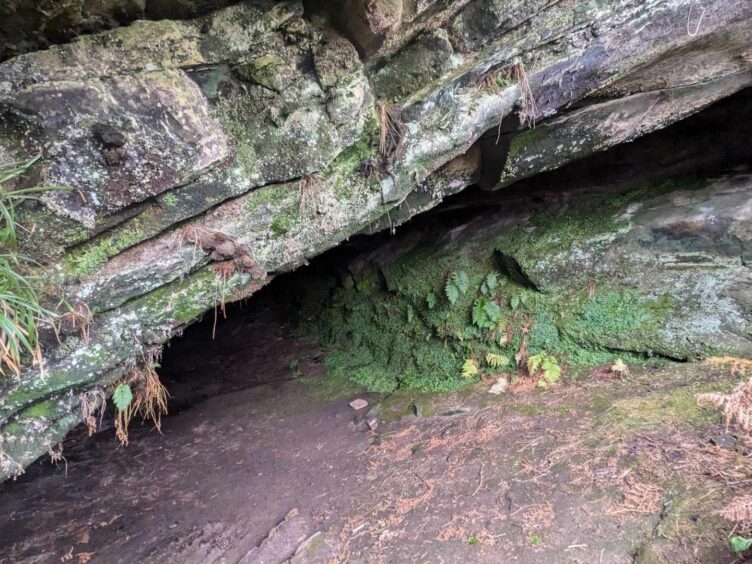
[0, 308, 749, 563]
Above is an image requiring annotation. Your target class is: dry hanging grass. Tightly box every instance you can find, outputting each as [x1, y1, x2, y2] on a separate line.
[377, 102, 404, 158]
[114, 347, 169, 446]
[298, 173, 323, 216]
[697, 378, 752, 433]
[512, 60, 538, 128]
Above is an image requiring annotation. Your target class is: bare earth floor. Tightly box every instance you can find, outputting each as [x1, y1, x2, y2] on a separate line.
[0, 314, 749, 563]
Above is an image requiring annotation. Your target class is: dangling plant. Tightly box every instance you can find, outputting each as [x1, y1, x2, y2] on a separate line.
[113, 347, 169, 446]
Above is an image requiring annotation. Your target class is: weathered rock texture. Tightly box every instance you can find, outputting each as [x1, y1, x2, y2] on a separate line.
[0, 0, 751, 479]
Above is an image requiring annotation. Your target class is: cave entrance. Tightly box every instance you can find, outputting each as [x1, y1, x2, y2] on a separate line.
[1, 88, 751, 563]
[160, 85, 752, 409]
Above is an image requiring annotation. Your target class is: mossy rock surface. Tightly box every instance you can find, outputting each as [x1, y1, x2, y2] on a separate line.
[296, 175, 752, 393]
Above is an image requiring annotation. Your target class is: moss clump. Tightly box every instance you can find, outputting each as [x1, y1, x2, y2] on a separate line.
[270, 207, 300, 238]
[599, 379, 734, 433]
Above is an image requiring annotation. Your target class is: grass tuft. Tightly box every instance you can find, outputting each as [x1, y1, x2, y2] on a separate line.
[0, 156, 66, 376]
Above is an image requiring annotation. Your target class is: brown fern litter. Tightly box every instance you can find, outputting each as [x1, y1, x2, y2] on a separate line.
[697, 378, 752, 433]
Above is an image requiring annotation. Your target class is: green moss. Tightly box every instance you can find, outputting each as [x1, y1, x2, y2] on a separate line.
[63, 225, 148, 277]
[599, 379, 735, 433]
[326, 119, 378, 199]
[19, 399, 57, 418]
[161, 192, 180, 207]
[270, 206, 300, 238]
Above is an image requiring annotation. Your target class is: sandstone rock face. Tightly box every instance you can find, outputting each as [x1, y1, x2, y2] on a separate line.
[0, 0, 751, 479]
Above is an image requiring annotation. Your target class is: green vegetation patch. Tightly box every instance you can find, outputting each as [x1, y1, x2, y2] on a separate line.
[297, 180, 704, 393]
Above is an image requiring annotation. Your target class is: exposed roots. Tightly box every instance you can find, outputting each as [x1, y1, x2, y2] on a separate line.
[512, 60, 538, 128]
[55, 301, 92, 344]
[378, 102, 404, 159]
[114, 347, 169, 446]
[47, 442, 67, 475]
[475, 68, 507, 95]
[210, 261, 237, 338]
[79, 387, 106, 436]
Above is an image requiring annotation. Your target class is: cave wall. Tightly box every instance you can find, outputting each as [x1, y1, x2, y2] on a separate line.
[0, 0, 751, 479]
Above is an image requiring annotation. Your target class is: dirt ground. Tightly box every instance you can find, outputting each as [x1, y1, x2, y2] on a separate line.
[1, 307, 750, 563]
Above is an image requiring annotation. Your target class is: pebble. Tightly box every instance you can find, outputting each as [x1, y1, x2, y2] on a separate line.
[349, 398, 368, 410]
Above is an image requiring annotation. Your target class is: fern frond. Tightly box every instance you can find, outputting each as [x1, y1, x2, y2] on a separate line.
[485, 353, 509, 369]
[445, 282, 459, 305]
[452, 271, 469, 295]
[112, 383, 133, 412]
[461, 358, 479, 379]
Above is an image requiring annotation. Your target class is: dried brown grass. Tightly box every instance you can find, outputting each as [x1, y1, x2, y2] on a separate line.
[299, 173, 323, 216]
[512, 61, 538, 128]
[377, 102, 404, 158]
[114, 347, 169, 446]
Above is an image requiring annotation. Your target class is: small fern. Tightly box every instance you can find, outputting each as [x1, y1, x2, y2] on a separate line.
[426, 292, 437, 310]
[445, 271, 469, 305]
[527, 352, 561, 388]
[461, 358, 479, 378]
[445, 283, 459, 305]
[472, 298, 501, 330]
[112, 383, 133, 412]
[480, 273, 498, 296]
[485, 353, 509, 370]
[453, 271, 469, 294]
